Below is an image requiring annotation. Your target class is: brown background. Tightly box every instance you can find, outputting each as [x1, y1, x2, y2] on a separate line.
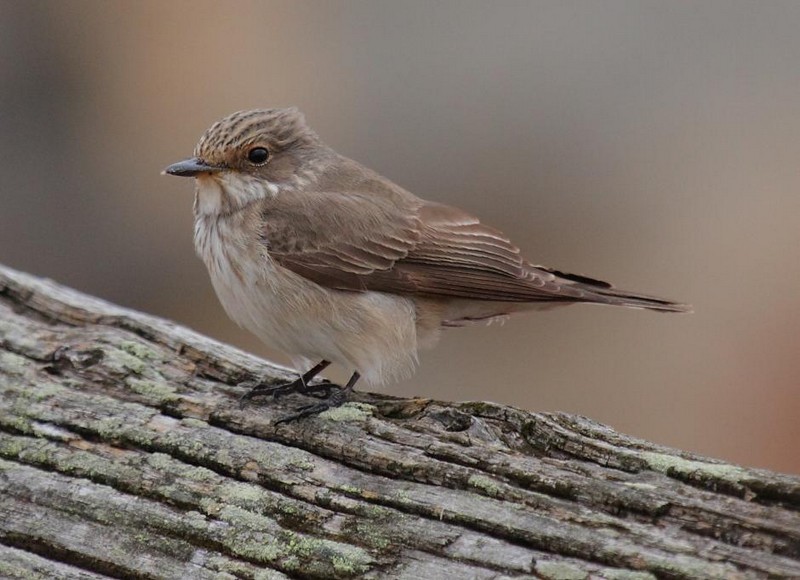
[2, 1, 798, 473]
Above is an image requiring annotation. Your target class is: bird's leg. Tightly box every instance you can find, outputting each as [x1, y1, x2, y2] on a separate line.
[275, 371, 361, 424]
[239, 360, 334, 401]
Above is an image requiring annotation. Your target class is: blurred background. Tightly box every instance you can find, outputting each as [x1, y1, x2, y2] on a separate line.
[2, 1, 799, 473]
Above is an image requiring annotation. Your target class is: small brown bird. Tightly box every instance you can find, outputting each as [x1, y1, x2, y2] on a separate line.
[165, 108, 688, 420]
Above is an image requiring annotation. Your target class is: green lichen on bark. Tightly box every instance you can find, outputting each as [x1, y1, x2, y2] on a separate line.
[1, 263, 799, 579]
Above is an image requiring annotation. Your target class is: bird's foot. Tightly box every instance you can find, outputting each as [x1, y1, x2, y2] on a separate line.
[238, 377, 337, 403]
[274, 386, 352, 424]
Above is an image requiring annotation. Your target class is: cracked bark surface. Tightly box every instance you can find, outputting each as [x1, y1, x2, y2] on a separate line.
[0, 262, 798, 580]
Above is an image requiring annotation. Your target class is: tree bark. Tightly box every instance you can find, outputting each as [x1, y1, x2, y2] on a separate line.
[0, 263, 798, 580]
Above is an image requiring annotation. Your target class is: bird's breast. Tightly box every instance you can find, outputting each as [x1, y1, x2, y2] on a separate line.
[192, 210, 420, 385]
[192, 210, 337, 355]
[193, 211, 276, 330]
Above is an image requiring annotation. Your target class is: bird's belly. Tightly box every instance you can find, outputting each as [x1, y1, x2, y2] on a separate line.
[196, 224, 418, 385]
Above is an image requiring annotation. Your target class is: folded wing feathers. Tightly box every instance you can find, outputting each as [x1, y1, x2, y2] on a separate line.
[265, 197, 687, 311]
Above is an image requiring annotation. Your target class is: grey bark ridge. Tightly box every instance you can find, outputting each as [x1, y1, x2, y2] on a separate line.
[0, 262, 798, 580]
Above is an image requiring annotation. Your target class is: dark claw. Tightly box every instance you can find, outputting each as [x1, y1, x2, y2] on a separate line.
[274, 385, 352, 424]
[290, 380, 337, 399]
[238, 378, 338, 403]
[237, 379, 283, 403]
[239, 367, 359, 424]
[239, 360, 335, 406]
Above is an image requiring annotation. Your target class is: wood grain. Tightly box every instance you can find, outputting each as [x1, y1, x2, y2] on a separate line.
[0, 263, 798, 579]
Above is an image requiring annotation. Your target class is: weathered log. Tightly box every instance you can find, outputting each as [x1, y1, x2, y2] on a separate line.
[0, 262, 798, 580]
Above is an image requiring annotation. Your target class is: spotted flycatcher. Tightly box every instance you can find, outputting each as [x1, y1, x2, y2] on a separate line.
[165, 108, 688, 420]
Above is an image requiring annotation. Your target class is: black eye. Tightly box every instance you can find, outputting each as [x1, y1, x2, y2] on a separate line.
[247, 147, 269, 165]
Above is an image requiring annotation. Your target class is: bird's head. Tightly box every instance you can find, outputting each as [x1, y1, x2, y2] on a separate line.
[165, 107, 326, 214]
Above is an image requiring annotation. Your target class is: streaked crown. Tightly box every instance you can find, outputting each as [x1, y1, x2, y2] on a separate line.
[193, 107, 320, 166]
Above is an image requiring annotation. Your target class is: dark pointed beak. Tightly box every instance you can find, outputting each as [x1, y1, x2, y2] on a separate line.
[163, 157, 223, 177]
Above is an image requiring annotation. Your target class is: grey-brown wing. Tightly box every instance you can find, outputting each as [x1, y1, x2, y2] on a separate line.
[261, 189, 420, 290]
[264, 193, 687, 310]
[393, 201, 581, 301]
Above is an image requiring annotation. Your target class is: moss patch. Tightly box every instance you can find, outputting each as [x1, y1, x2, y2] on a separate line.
[119, 340, 160, 361]
[320, 403, 375, 422]
[104, 347, 147, 375]
[640, 452, 748, 484]
[600, 569, 657, 580]
[467, 474, 502, 497]
[126, 378, 176, 402]
[536, 560, 588, 580]
[0, 351, 31, 376]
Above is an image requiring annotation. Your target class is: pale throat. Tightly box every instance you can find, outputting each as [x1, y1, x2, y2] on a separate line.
[193, 173, 279, 216]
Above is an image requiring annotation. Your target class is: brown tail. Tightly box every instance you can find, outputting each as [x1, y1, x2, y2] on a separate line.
[584, 287, 692, 312]
[542, 268, 691, 313]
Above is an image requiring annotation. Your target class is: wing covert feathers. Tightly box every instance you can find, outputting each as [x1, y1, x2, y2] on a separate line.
[262, 192, 689, 312]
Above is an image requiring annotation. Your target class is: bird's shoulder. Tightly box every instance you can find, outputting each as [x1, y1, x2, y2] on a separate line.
[258, 155, 421, 256]
[254, 156, 601, 301]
